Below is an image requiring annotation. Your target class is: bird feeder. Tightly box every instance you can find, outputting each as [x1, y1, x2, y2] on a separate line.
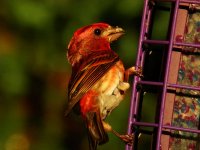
[126, 0, 200, 149]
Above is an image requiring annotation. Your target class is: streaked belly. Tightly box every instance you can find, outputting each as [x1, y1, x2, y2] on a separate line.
[92, 61, 127, 118]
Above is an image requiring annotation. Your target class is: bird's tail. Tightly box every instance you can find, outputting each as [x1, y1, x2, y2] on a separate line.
[85, 110, 108, 150]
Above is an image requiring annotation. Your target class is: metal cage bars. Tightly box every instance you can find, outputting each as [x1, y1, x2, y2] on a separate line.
[126, 0, 200, 150]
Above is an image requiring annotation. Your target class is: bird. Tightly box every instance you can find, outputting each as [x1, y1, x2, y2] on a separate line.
[65, 22, 142, 150]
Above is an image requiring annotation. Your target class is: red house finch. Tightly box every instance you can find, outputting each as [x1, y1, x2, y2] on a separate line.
[65, 23, 141, 150]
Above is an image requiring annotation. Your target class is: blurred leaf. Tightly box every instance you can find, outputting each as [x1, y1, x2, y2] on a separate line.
[116, 0, 143, 17]
[0, 54, 28, 96]
[118, 33, 138, 66]
[7, 0, 53, 29]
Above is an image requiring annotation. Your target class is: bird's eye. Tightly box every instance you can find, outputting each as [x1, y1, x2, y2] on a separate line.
[94, 28, 101, 36]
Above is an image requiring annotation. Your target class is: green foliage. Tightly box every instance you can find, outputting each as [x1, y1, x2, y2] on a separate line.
[8, 0, 52, 29]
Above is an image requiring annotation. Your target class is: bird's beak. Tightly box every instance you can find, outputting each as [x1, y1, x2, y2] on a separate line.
[102, 26, 125, 43]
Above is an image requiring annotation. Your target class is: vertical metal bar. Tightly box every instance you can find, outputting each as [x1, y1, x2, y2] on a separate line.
[155, 0, 180, 149]
[126, 0, 149, 149]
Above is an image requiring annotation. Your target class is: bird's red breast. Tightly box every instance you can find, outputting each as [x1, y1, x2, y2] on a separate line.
[80, 90, 99, 116]
[79, 60, 125, 119]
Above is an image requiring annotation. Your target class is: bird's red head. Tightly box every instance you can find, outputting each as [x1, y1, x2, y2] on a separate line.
[67, 23, 124, 66]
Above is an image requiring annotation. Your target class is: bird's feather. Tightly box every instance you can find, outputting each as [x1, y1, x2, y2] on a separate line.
[86, 110, 109, 150]
[65, 50, 119, 116]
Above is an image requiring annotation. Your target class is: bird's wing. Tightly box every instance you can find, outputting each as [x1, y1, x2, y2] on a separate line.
[65, 50, 119, 116]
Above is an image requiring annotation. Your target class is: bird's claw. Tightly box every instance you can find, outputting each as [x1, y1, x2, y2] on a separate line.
[135, 66, 143, 77]
[124, 66, 143, 82]
[119, 134, 134, 146]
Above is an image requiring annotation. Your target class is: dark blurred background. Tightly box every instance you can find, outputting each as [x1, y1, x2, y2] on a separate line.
[0, 0, 146, 149]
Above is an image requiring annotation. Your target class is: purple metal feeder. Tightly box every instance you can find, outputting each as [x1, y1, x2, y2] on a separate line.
[126, 0, 200, 149]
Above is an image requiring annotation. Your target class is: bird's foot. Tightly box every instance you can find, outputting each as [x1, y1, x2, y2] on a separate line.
[111, 129, 134, 146]
[124, 66, 143, 81]
[119, 134, 134, 146]
[134, 66, 143, 77]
